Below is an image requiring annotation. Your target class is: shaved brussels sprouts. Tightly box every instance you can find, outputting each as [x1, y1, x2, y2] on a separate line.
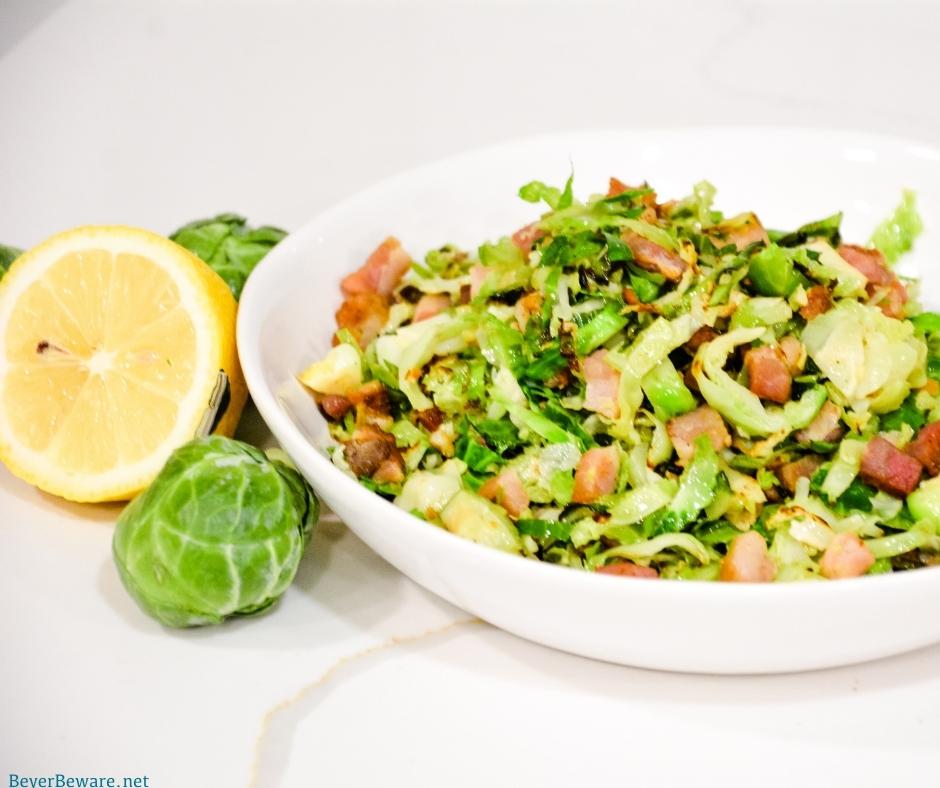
[112, 437, 318, 627]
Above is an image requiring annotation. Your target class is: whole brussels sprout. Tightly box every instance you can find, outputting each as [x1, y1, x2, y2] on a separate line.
[113, 436, 318, 627]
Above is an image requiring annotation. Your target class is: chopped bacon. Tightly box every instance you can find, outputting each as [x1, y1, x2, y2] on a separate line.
[607, 177, 629, 197]
[667, 406, 732, 464]
[459, 284, 472, 305]
[795, 401, 844, 445]
[820, 533, 875, 580]
[479, 469, 529, 518]
[415, 407, 444, 433]
[720, 531, 776, 583]
[878, 280, 908, 319]
[344, 425, 396, 477]
[859, 436, 923, 496]
[685, 326, 719, 353]
[776, 455, 824, 493]
[837, 244, 892, 285]
[623, 287, 658, 312]
[319, 394, 352, 421]
[622, 231, 687, 282]
[582, 349, 620, 420]
[413, 293, 451, 323]
[744, 345, 792, 404]
[596, 562, 659, 579]
[341, 237, 412, 297]
[546, 368, 571, 389]
[511, 222, 544, 256]
[469, 264, 490, 298]
[515, 291, 543, 329]
[838, 244, 908, 318]
[372, 449, 405, 484]
[711, 212, 769, 251]
[348, 380, 391, 415]
[335, 292, 389, 348]
[607, 178, 656, 207]
[778, 336, 804, 375]
[907, 421, 940, 477]
[800, 285, 833, 321]
[571, 446, 620, 504]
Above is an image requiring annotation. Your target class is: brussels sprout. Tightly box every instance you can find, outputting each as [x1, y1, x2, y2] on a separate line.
[169, 214, 287, 299]
[112, 436, 318, 627]
[0, 243, 22, 280]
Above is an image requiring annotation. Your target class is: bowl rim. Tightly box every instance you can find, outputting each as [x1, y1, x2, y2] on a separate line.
[238, 125, 940, 600]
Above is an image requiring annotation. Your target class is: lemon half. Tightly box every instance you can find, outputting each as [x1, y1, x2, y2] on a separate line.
[0, 226, 246, 502]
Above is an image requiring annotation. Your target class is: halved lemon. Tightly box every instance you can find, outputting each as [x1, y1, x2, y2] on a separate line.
[0, 226, 247, 502]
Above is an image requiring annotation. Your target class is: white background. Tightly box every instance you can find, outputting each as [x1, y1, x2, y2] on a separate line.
[2, 1, 940, 786]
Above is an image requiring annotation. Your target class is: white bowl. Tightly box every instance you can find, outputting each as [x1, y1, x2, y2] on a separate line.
[238, 128, 940, 673]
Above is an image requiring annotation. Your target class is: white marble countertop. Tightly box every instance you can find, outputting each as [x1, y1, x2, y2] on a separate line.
[2, 1, 940, 785]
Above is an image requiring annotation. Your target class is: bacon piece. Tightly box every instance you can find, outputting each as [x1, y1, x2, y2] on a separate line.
[348, 380, 390, 415]
[335, 292, 389, 348]
[685, 326, 718, 353]
[415, 407, 444, 433]
[596, 562, 659, 578]
[341, 237, 412, 297]
[711, 212, 769, 251]
[838, 244, 908, 318]
[622, 231, 687, 282]
[878, 281, 908, 319]
[838, 244, 892, 285]
[582, 349, 620, 420]
[511, 222, 544, 256]
[413, 293, 451, 323]
[859, 436, 923, 496]
[479, 469, 529, 518]
[571, 446, 620, 504]
[720, 531, 776, 583]
[319, 394, 352, 421]
[795, 401, 844, 445]
[344, 425, 395, 477]
[607, 177, 629, 197]
[778, 335, 805, 375]
[820, 533, 875, 580]
[607, 178, 656, 207]
[907, 421, 940, 477]
[776, 455, 824, 493]
[469, 264, 490, 298]
[372, 449, 405, 484]
[800, 285, 833, 321]
[515, 291, 543, 329]
[744, 345, 792, 404]
[666, 406, 732, 464]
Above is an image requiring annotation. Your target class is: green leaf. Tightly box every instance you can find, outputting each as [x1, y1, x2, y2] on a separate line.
[170, 214, 287, 299]
[641, 357, 697, 421]
[869, 190, 923, 264]
[910, 312, 940, 335]
[604, 232, 633, 263]
[834, 478, 876, 514]
[522, 343, 569, 382]
[655, 435, 720, 534]
[558, 171, 575, 210]
[628, 271, 661, 303]
[880, 395, 926, 433]
[519, 180, 563, 210]
[772, 212, 843, 247]
[747, 244, 800, 297]
[575, 302, 628, 356]
[0, 243, 22, 279]
[517, 518, 574, 542]
[471, 417, 521, 455]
